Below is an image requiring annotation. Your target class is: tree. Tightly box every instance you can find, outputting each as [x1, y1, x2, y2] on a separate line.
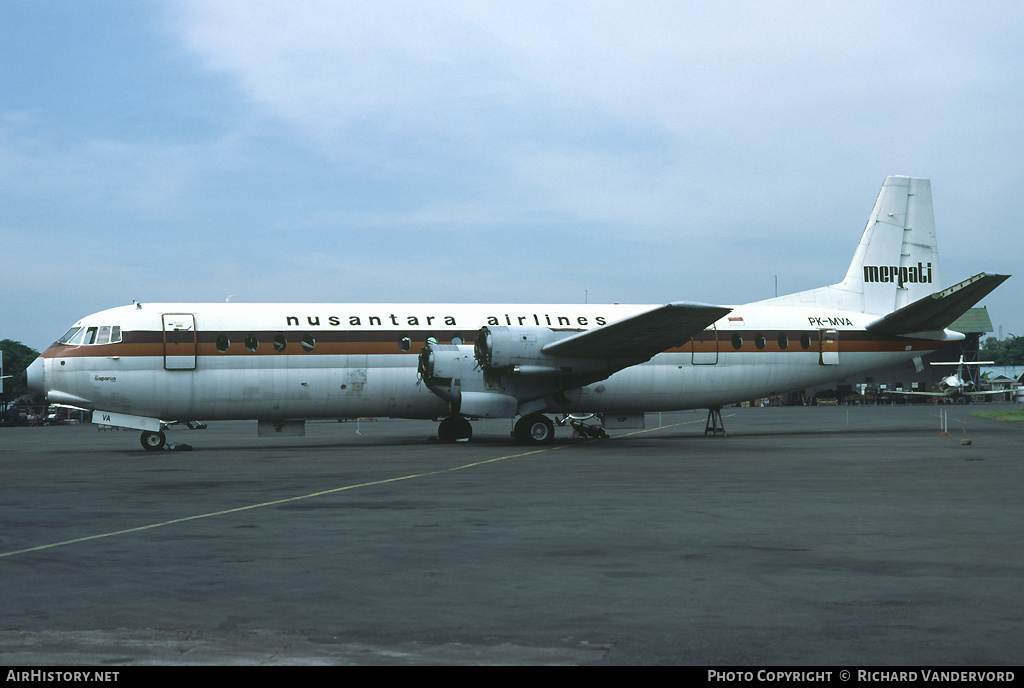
[980, 335, 1024, 366]
[1002, 336, 1024, 366]
[981, 337, 1004, 362]
[1, 340, 40, 402]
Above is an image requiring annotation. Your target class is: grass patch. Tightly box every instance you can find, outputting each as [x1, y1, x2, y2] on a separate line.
[970, 409, 1024, 426]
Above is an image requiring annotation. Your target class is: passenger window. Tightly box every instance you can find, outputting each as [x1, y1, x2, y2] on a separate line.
[778, 333, 789, 349]
[216, 334, 230, 353]
[273, 333, 288, 352]
[731, 334, 743, 350]
[800, 333, 812, 350]
[301, 334, 316, 352]
[244, 334, 259, 353]
[400, 337, 412, 352]
[755, 333, 766, 350]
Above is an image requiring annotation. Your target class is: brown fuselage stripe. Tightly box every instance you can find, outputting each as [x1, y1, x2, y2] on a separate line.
[41, 329, 947, 359]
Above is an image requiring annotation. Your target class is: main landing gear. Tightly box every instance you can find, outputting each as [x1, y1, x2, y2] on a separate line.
[435, 413, 558, 445]
[437, 415, 473, 442]
[513, 413, 555, 445]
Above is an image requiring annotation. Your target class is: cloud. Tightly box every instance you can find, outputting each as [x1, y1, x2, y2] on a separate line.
[4, 1, 1023, 348]
[166, 2, 1024, 237]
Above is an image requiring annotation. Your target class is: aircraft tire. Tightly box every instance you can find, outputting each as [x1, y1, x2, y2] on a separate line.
[140, 430, 166, 451]
[438, 416, 472, 442]
[514, 414, 554, 445]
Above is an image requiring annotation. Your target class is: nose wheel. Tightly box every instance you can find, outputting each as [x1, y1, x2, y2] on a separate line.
[140, 430, 166, 451]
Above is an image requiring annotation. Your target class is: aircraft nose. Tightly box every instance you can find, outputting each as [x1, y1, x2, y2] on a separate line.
[25, 357, 44, 397]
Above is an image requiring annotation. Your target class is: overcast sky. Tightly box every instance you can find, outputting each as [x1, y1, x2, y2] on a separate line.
[3, 1, 1022, 351]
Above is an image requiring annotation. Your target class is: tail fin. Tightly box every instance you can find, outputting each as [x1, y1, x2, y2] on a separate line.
[836, 176, 940, 313]
[761, 176, 941, 314]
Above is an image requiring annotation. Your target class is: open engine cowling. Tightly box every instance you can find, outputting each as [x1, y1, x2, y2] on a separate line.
[473, 326, 608, 377]
[418, 326, 626, 420]
[417, 343, 519, 417]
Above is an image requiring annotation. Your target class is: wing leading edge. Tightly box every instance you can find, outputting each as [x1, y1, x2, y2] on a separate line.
[541, 302, 732, 363]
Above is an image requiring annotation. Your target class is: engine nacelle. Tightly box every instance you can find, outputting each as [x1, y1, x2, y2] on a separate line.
[420, 331, 617, 418]
[418, 344, 476, 383]
[474, 326, 562, 370]
[475, 325, 608, 376]
[417, 343, 519, 417]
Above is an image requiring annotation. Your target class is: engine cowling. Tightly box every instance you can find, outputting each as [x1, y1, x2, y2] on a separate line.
[418, 344, 475, 382]
[474, 326, 566, 372]
[473, 325, 611, 377]
[419, 328, 617, 418]
[417, 343, 520, 417]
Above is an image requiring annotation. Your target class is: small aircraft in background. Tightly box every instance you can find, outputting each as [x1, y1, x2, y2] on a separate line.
[895, 355, 1007, 401]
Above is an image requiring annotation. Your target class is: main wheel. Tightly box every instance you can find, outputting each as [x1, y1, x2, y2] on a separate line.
[514, 414, 555, 445]
[140, 430, 166, 451]
[437, 416, 473, 442]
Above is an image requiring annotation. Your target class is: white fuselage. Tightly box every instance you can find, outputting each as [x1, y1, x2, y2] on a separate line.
[30, 300, 957, 424]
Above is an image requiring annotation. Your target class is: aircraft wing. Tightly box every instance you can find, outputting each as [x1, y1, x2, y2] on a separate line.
[866, 273, 1010, 336]
[541, 302, 731, 363]
[893, 389, 1008, 398]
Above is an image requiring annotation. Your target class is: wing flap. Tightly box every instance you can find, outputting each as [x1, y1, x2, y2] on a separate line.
[541, 302, 731, 362]
[866, 273, 1009, 336]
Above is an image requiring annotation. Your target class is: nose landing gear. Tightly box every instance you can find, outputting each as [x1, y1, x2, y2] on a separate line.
[140, 430, 166, 451]
[139, 420, 206, 451]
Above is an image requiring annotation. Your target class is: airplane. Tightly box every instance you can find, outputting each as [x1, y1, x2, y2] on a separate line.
[893, 355, 1008, 401]
[25, 176, 1009, 450]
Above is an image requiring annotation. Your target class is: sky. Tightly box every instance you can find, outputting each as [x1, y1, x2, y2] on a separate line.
[3, 0, 1022, 352]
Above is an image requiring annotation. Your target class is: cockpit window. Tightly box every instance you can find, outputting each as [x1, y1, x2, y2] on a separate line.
[98, 326, 121, 344]
[61, 327, 86, 345]
[58, 325, 122, 345]
[94, 326, 122, 344]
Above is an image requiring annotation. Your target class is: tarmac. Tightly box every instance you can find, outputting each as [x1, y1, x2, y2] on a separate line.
[1, 404, 1022, 666]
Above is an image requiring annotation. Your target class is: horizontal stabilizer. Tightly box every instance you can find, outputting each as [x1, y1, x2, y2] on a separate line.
[542, 302, 731, 362]
[866, 273, 1009, 336]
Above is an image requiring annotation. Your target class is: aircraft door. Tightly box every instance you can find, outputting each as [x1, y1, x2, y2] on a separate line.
[819, 329, 839, 366]
[692, 324, 719, 365]
[162, 313, 197, 370]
